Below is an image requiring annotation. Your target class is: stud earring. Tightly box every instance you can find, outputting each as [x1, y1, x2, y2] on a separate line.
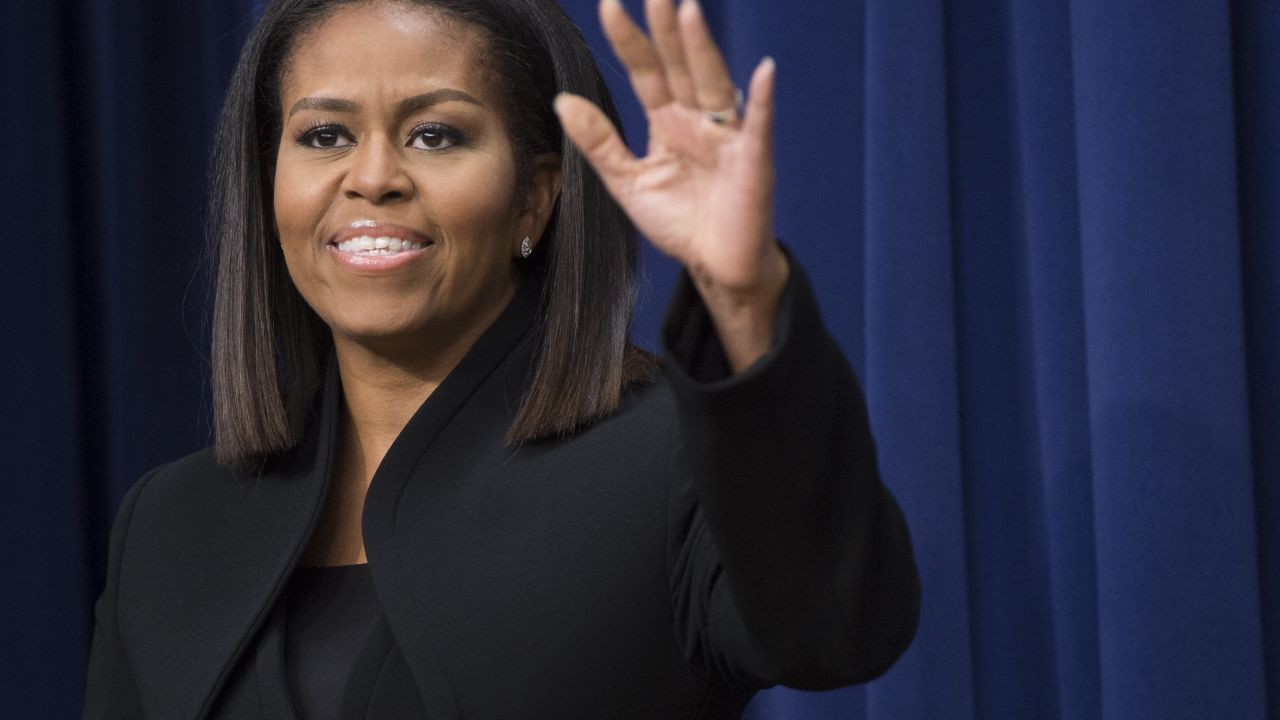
[520, 236, 533, 259]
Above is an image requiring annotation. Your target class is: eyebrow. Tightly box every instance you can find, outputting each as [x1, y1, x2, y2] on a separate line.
[286, 88, 483, 120]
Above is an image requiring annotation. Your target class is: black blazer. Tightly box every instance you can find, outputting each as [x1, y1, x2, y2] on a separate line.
[83, 267, 920, 720]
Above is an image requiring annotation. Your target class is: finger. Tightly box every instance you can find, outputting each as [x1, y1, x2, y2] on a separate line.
[554, 93, 639, 190]
[646, 0, 696, 106]
[677, 0, 736, 112]
[600, 0, 673, 111]
[741, 57, 776, 154]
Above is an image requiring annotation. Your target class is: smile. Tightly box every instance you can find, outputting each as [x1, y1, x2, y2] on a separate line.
[334, 235, 429, 256]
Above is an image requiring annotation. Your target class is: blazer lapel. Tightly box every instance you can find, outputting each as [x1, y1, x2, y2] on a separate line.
[123, 282, 536, 720]
[118, 363, 340, 720]
[362, 281, 538, 720]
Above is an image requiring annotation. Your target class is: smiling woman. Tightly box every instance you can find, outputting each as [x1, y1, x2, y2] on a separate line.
[211, 0, 644, 469]
[82, 0, 920, 718]
[273, 4, 551, 410]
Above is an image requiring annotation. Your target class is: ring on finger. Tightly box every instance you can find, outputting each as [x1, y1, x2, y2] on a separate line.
[705, 87, 745, 126]
[706, 108, 736, 125]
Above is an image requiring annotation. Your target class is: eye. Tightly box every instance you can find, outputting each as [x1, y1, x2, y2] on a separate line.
[409, 123, 462, 151]
[297, 124, 353, 149]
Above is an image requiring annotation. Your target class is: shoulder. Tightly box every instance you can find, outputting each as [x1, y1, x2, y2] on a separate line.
[118, 446, 258, 552]
[141, 446, 229, 487]
[598, 369, 681, 455]
[511, 372, 680, 482]
[128, 447, 235, 513]
[99, 448, 242, 607]
[620, 370, 678, 423]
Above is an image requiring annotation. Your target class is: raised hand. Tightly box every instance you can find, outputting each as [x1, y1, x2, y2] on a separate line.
[554, 0, 789, 372]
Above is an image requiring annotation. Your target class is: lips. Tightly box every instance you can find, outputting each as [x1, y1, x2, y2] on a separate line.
[329, 221, 433, 257]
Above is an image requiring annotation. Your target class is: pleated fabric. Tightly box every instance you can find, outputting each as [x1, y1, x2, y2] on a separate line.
[709, 1, 1275, 718]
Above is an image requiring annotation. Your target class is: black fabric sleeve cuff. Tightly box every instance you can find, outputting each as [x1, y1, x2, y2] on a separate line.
[660, 249, 799, 388]
[657, 251, 920, 689]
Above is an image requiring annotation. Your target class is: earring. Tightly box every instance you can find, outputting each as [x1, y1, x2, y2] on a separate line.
[520, 236, 533, 259]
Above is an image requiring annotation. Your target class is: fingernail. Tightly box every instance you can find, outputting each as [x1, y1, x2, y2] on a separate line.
[553, 93, 573, 114]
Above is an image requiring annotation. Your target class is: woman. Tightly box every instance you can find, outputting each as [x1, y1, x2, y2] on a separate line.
[83, 0, 919, 717]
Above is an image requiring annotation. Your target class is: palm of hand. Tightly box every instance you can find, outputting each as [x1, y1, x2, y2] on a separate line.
[623, 103, 774, 292]
[555, 0, 783, 299]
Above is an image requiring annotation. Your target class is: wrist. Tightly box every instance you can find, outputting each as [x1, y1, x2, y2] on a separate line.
[692, 245, 790, 373]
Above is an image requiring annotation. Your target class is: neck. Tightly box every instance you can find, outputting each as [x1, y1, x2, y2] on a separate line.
[333, 345, 436, 478]
[329, 283, 519, 480]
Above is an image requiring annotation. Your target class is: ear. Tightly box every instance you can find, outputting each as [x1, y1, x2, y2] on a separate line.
[516, 153, 563, 254]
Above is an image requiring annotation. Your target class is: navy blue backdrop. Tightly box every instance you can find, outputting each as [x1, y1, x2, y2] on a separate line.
[3, 0, 1277, 718]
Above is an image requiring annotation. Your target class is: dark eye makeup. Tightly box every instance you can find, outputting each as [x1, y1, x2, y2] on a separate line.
[408, 122, 465, 150]
[294, 123, 352, 148]
[292, 121, 467, 151]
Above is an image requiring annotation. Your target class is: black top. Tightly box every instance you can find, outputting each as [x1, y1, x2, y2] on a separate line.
[284, 564, 419, 720]
[84, 263, 921, 720]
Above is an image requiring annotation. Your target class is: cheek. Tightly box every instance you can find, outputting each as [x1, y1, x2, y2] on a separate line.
[272, 164, 335, 281]
[273, 165, 322, 242]
[269, 182, 328, 321]
[434, 165, 522, 248]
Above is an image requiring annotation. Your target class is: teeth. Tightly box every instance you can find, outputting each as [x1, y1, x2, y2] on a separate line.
[335, 235, 426, 255]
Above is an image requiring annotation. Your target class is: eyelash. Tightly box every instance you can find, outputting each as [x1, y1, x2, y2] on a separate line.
[293, 122, 466, 151]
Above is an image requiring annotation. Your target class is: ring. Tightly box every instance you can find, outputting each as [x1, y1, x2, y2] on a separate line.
[705, 88, 745, 126]
[706, 109, 736, 125]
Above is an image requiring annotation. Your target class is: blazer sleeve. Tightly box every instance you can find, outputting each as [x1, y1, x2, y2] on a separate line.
[83, 468, 157, 719]
[661, 255, 920, 690]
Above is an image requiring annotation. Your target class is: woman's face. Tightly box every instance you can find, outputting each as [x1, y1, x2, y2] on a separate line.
[274, 1, 557, 354]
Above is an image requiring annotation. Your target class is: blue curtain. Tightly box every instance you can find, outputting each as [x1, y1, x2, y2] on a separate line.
[3, 0, 1276, 717]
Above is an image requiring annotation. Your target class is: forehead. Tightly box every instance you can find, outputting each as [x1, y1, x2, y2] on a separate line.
[280, 2, 495, 105]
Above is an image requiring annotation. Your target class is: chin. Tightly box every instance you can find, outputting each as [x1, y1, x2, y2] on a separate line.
[325, 309, 435, 347]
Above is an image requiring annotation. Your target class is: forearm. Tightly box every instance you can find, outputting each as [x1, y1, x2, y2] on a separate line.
[663, 259, 919, 687]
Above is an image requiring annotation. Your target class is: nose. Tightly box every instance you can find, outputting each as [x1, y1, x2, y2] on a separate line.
[341, 135, 414, 204]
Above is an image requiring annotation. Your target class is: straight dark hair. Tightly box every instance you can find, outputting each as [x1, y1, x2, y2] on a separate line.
[210, 0, 654, 469]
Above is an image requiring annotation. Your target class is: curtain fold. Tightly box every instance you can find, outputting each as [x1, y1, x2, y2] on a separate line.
[2, 1, 258, 716]
[1009, 1, 1100, 718]
[1, 5, 90, 719]
[1234, 1, 1280, 714]
[1069, 3, 1264, 718]
[857, 1, 978, 719]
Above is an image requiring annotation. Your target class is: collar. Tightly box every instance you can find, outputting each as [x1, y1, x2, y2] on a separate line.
[177, 280, 540, 720]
